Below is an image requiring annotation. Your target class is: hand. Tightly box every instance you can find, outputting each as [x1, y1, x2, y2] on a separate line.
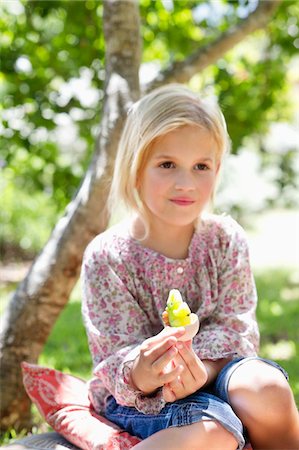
[130, 327, 186, 395]
[162, 340, 208, 402]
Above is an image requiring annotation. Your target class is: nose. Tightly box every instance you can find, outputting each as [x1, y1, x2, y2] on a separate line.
[174, 169, 196, 191]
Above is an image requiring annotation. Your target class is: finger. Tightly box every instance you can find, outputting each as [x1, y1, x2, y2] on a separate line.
[171, 352, 195, 387]
[162, 384, 176, 403]
[160, 326, 186, 339]
[166, 374, 189, 401]
[182, 339, 192, 349]
[160, 363, 183, 385]
[140, 334, 176, 359]
[152, 327, 186, 347]
[168, 372, 184, 392]
[151, 345, 178, 374]
[162, 360, 175, 375]
[141, 327, 185, 352]
[176, 342, 204, 381]
[173, 349, 207, 393]
[142, 336, 178, 364]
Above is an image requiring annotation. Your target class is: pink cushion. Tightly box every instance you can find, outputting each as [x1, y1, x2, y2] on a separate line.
[22, 362, 253, 449]
[21, 362, 141, 450]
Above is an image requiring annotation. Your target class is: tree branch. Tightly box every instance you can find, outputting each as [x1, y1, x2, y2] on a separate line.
[144, 0, 282, 92]
[0, 0, 141, 432]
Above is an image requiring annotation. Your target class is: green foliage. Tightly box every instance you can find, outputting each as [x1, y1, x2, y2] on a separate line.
[1, 170, 58, 253]
[1, 0, 105, 255]
[255, 269, 299, 402]
[215, 54, 290, 152]
[1, 0, 105, 212]
[0, 428, 29, 446]
[1, 0, 298, 255]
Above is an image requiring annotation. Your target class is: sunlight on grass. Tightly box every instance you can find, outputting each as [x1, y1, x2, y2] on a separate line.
[1, 267, 298, 445]
[37, 267, 299, 407]
[269, 301, 283, 316]
[262, 340, 296, 360]
[281, 286, 299, 302]
[39, 290, 92, 379]
[0, 428, 28, 446]
[255, 269, 299, 407]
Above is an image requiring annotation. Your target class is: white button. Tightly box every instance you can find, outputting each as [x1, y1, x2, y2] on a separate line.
[177, 267, 184, 274]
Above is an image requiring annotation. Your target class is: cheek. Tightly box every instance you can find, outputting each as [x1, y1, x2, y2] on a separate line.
[198, 175, 216, 197]
[144, 171, 168, 192]
[139, 172, 164, 203]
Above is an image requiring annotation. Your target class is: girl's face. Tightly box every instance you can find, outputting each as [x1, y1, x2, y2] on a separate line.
[137, 125, 220, 233]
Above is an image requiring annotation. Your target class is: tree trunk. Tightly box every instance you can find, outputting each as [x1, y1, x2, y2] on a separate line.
[0, 0, 141, 432]
[0, 0, 281, 432]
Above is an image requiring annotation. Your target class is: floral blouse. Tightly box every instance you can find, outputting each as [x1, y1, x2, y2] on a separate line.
[81, 213, 259, 415]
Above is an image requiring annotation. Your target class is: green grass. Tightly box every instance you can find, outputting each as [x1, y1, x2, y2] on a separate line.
[39, 283, 92, 379]
[1, 268, 298, 444]
[255, 269, 299, 406]
[39, 268, 299, 405]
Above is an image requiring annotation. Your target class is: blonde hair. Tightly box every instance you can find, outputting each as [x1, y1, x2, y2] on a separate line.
[109, 84, 230, 229]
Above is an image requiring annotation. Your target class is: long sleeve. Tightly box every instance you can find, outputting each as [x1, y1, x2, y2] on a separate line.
[192, 218, 259, 360]
[82, 215, 260, 414]
[81, 235, 166, 414]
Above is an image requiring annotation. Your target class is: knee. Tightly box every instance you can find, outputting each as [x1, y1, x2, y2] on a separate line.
[228, 361, 294, 426]
[189, 421, 238, 449]
[207, 421, 238, 445]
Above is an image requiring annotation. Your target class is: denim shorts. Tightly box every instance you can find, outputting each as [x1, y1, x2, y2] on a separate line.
[104, 357, 288, 449]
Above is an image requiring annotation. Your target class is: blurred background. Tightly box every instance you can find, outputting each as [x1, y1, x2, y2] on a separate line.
[0, 0, 298, 434]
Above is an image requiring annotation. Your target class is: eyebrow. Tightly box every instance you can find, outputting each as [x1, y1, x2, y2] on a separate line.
[153, 154, 213, 163]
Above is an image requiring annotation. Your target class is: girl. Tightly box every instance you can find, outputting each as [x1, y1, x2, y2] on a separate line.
[81, 84, 299, 449]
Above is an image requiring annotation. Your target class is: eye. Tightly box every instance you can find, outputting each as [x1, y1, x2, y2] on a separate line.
[159, 161, 175, 169]
[194, 163, 209, 171]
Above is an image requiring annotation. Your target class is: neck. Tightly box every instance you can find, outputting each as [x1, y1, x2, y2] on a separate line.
[132, 216, 196, 259]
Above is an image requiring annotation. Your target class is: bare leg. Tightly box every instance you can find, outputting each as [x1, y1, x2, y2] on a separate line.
[133, 420, 238, 450]
[228, 360, 299, 449]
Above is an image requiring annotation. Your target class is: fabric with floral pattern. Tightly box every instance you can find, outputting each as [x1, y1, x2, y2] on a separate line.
[81, 214, 259, 415]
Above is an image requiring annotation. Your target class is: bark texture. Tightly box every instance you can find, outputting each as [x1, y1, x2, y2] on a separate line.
[0, 0, 281, 432]
[0, 0, 141, 431]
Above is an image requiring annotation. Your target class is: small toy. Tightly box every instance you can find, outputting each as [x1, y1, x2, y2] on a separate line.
[162, 289, 199, 341]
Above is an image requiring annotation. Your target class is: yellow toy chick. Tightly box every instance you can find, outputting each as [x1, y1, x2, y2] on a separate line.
[165, 289, 191, 327]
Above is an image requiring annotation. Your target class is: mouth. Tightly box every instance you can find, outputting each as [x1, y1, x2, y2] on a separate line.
[170, 198, 196, 206]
